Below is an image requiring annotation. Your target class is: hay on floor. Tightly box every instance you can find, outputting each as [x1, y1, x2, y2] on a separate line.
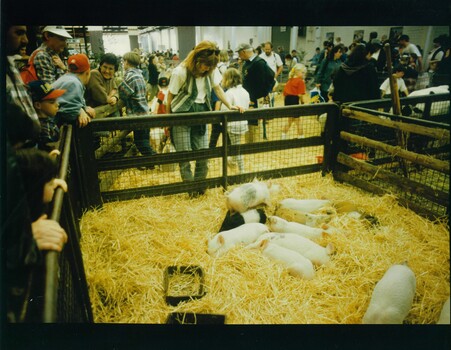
[79, 174, 449, 324]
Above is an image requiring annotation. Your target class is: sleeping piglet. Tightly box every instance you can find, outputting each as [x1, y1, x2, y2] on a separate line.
[207, 223, 269, 257]
[225, 179, 279, 214]
[269, 233, 334, 266]
[279, 198, 331, 213]
[218, 209, 267, 232]
[437, 297, 450, 324]
[268, 216, 333, 240]
[258, 239, 315, 280]
[275, 206, 331, 227]
[362, 263, 416, 324]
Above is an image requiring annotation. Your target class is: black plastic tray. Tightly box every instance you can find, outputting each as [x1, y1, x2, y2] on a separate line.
[163, 265, 206, 306]
[166, 312, 226, 324]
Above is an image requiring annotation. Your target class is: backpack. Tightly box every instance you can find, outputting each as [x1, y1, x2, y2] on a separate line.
[20, 49, 41, 85]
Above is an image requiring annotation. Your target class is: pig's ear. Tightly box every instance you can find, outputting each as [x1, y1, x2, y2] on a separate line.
[218, 235, 225, 246]
[259, 239, 269, 250]
[326, 242, 335, 255]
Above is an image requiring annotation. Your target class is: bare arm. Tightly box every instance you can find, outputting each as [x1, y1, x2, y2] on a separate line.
[275, 65, 283, 78]
[213, 85, 244, 113]
[166, 91, 174, 114]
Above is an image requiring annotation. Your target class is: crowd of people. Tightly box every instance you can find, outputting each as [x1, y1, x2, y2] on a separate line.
[4, 25, 450, 322]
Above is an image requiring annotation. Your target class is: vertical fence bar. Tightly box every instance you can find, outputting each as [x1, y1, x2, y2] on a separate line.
[74, 125, 103, 209]
[221, 113, 228, 189]
[43, 125, 72, 323]
[323, 104, 340, 174]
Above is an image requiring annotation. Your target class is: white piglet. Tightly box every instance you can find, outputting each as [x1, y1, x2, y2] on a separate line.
[280, 198, 332, 213]
[268, 216, 332, 240]
[259, 239, 315, 280]
[437, 297, 450, 324]
[275, 206, 331, 227]
[207, 223, 269, 257]
[269, 233, 334, 266]
[362, 263, 416, 324]
[226, 179, 279, 214]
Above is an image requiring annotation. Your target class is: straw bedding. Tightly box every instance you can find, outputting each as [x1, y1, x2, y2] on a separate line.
[79, 174, 449, 324]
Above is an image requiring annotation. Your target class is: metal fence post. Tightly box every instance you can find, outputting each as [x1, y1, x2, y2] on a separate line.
[74, 125, 103, 209]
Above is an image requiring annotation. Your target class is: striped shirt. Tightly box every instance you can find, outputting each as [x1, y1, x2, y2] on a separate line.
[6, 56, 39, 122]
[118, 67, 149, 115]
[33, 44, 67, 84]
[169, 65, 220, 113]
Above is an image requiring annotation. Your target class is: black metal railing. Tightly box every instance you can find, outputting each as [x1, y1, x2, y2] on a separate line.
[75, 103, 340, 209]
[31, 93, 449, 322]
[38, 125, 93, 322]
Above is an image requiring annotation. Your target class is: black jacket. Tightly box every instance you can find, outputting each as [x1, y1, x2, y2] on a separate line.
[332, 61, 380, 103]
[242, 56, 275, 102]
[148, 63, 159, 85]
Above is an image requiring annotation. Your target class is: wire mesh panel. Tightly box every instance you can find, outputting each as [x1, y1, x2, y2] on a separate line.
[337, 93, 449, 218]
[76, 103, 339, 206]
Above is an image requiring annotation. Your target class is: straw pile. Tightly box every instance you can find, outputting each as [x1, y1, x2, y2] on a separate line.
[79, 174, 449, 324]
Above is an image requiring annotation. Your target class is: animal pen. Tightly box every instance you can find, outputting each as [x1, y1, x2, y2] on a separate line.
[21, 93, 449, 323]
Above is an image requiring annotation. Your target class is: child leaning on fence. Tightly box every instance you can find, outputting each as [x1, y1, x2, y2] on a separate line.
[281, 64, 307, 140]
[28, 80, 66, 152]
[52, 54, 96, 128]
[118, 51, 157, 168]
[219, 67, 250, 174]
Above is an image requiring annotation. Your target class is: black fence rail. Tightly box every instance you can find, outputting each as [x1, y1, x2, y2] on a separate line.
[26, 93, 449, 323]
[27, 125, 93, 323]
[75, 103, 340, 208]
[335, 92, 450, 219]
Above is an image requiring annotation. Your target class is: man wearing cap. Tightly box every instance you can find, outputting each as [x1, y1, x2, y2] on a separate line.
[236, 43, 275, 143]
[32, 26, 72, 84]
[370, 39, 387, 72]
[53, 53, 96, 128]
[28, 80, 66, 151]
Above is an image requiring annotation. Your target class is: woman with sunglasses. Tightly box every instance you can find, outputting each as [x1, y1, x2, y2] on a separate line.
[167, 41, 243, 197]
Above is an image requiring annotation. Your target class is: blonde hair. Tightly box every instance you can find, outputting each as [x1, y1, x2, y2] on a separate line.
[123, 52, 141, 67]
[219, 50, 229, 63]
[221, 67, 242, 89]
[183, 40, 220, 77]
[289, 63, 307, 79]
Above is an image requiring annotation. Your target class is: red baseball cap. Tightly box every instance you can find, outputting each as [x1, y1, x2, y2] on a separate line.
[28, 80, 66, 102]
[67, 53, 91, 73]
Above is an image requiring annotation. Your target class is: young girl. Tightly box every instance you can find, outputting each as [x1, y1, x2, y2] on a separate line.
[220, 67, 250, 174]
[281, 63, 307, 139]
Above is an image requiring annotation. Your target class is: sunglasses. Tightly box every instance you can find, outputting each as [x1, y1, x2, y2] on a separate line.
[202, 48, 220, 56]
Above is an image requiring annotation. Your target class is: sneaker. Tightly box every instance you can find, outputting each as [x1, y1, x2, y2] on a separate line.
[297, 135, 305, 139]
[188, 189, 205, 198]
[281, 133, 287, 140]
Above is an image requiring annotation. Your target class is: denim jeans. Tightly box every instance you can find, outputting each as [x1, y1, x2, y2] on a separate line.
[133, 128, 156, 156]
[172, 103, 209, 182]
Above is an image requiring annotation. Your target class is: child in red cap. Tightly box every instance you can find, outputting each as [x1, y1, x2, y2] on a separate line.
[52, 53, 96, 128]
[28, 80, 66, 151]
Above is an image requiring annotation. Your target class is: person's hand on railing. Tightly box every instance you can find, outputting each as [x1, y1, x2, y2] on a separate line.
[48, 149, 61, 158]
[78, 109, 91, 128]
[232, 105, 246, 113]
[85, 106, 96, 119]
[31, 215, 68, 252]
